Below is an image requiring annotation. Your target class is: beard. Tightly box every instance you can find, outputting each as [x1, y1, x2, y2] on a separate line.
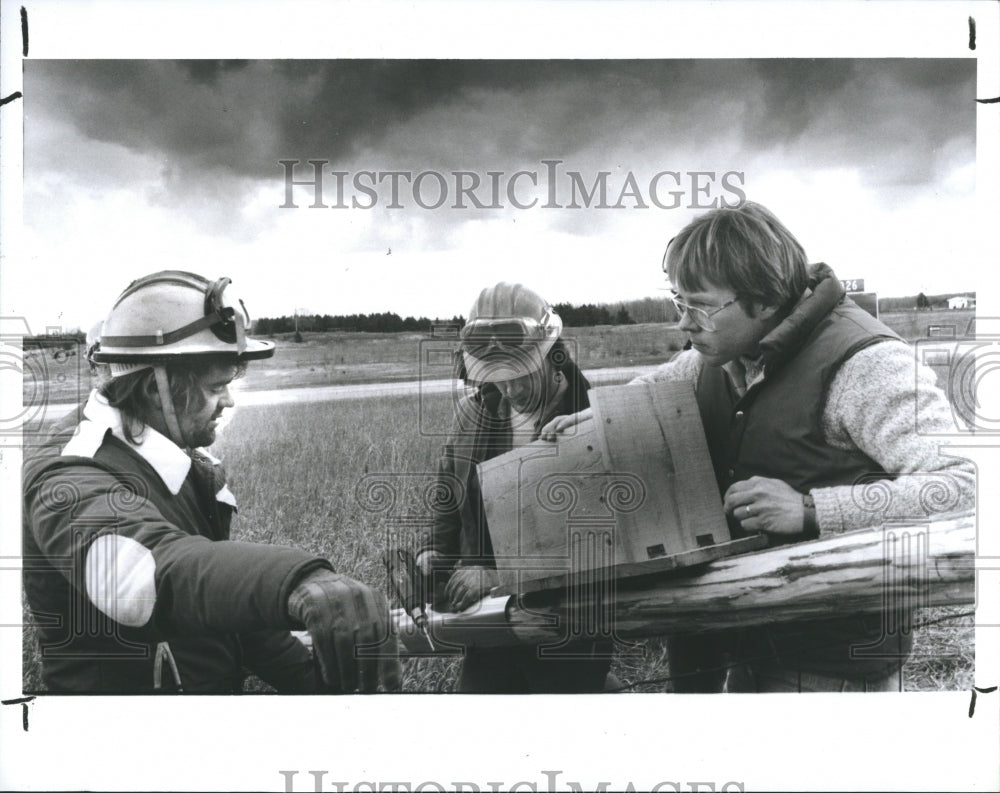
[183, 414, 221, 449]
[185, 426, 217, 449]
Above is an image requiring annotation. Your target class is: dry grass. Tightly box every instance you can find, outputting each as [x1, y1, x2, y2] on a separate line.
[25, 306, 971, 404]
[20, 322, 690, 403]
[21, 392, 974, 694]
[219, 395, 974, 693]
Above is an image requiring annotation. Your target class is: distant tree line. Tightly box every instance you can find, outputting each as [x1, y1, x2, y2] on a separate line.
[254, 313, 467, 335]
[254, 297, 683, 335]
[251, 290, 975, 338]
[611, 296, 681, 324]
[553, 303, 634, 326]
[552, 300, 685, 325]
[254, 300, 674, 336]
[23, 330, 86, 350]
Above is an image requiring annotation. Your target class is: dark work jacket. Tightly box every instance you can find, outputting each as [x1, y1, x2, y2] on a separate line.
[696, 265, 912, 678]
[424, 360, 591, 569]
[23, 423, 327, 693]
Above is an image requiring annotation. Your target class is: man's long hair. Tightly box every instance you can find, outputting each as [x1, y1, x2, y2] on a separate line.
[99, 356, 246, 444]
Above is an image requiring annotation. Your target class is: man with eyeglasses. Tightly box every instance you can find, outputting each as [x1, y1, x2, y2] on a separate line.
[543, 202, 974, 692]
[23, 271, 399, 693]
[415, 282, 614, 692]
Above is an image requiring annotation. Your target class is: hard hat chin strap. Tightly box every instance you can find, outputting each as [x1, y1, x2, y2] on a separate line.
[153, 365, 187, 448]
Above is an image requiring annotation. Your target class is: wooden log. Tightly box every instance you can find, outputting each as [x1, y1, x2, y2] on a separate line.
[392, 514, 975, 654]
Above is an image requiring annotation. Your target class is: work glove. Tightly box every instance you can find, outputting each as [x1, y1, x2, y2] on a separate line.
[287, 569, 401, 693]
[444, 565, 499, 612]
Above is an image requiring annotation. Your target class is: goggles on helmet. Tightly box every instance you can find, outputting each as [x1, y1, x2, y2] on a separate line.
[94, 272, 270, 363]
[203, 277, 250, 345]
[460, 314, 552, 359]
[101, 275, 246, 351]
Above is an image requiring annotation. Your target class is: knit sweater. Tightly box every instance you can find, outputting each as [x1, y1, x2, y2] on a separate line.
[631, 338, 975, 533]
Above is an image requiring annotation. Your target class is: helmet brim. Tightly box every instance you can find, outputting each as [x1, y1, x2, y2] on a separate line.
[94, 337, 275, 363]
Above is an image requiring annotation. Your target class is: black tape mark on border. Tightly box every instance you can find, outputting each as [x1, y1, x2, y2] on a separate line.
[2, 695, 36, 731]
[967, 16, 998, 103]
[0, 92, 23, 108]
[968, 686, 998, 718]
[21, 7, 29, 57]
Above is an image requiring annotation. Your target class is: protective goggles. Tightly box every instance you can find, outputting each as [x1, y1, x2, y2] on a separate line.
[202, 277, 251, 346]
[667, 289, 739, 332]
[460, 315, 550, 358]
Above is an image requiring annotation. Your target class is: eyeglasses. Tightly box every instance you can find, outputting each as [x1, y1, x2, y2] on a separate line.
[667, 290, 739, 331]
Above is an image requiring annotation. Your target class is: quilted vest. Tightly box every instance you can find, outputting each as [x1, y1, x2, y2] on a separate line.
[698, 297, 902, 532]
[694, 288, 912, 678]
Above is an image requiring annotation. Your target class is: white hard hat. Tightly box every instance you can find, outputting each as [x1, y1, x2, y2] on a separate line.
[460, 282, 562, 384]
[94, 271, 273, 377]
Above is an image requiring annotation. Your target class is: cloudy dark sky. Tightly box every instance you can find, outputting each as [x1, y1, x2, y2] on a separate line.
[18, 58, 977, 330]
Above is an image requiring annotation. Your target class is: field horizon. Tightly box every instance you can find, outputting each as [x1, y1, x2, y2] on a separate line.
[25, 308, 977, 405]
[20, 305, 977, 693]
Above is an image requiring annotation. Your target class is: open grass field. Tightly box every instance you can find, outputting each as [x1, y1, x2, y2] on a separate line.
[226, 394, 976, 692]
[22, 321, 691, 403]
[23, 308, 976, 404]
[20, 308, 977, 693]
[25, 390, 970, 694]
[219, 394, 973, 693]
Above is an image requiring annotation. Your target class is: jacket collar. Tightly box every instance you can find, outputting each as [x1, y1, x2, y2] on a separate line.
[716, 264, 843, 395]
[756, 263, 845, 376]
[61, 390, 210, 496]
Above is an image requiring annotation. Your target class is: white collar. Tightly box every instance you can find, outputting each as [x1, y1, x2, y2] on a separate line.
[61, 391, 205, 496]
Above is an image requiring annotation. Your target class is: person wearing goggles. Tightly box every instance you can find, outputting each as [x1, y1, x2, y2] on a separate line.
[415, 282, 615, 693]
[542, 202, 974, 692]
[24, 271, 399, 694]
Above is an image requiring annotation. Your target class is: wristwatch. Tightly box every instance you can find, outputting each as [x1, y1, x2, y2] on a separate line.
[802, 493, 819, 540]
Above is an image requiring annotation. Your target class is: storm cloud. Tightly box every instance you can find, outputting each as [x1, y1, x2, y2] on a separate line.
[26, 58, 974, 189]
[19, 57, 979, 328]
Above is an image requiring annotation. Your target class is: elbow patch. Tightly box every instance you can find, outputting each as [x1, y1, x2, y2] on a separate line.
[85, 534, 157, 628]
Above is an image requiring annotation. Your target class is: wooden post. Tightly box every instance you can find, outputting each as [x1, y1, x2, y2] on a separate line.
[392, 514, 976, 654]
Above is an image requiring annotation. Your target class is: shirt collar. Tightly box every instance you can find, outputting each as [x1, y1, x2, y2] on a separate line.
[63, 391, 195, 495]
[722, 288, 814, 394]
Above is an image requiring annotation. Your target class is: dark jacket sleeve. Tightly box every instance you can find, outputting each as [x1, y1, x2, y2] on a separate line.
[25, 462, 329, 637]
[240, 629, 319, 692]
[419, 391, 491, 562]
[420, 439, 464, 560]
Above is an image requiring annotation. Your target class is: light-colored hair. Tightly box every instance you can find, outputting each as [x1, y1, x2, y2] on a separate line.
[664, 202, 808, 314]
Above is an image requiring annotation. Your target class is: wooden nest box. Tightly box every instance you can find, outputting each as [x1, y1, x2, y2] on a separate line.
[478, 380, 765, 595]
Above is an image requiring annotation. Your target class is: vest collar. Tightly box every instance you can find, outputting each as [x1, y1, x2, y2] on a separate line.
[757, 263, 845, 375]
[61, 391, 210, 496]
